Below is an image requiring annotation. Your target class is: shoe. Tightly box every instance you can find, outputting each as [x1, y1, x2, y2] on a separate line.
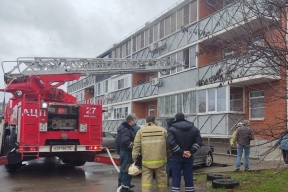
[244, 168, 251, 171]
[120, 187, 134, 192]
[235, 168, 240, 171]
[129, 184, 135, 188]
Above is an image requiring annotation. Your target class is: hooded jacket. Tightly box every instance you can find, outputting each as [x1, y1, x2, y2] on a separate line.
[167, 119, 202, 156]
[117, 122, 135, 152]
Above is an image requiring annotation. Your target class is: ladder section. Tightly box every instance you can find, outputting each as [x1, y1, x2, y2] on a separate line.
[2, 57, 183, 78]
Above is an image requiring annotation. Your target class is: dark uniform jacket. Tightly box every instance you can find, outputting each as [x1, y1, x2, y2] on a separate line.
[116, 122, 135, 152]
[167, 119, 202, 156]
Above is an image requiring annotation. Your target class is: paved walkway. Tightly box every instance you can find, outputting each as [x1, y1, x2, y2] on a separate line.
[194, 153, 287, 174]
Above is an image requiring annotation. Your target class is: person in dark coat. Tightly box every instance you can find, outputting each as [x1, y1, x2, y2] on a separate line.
[167, 113, 202, 192]
[117, 115, 136, 192]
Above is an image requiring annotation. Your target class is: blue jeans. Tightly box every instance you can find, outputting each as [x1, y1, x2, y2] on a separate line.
[236, 144, 250, 169]
[171, 155, 194, 192]
[119, 150, 133, 189]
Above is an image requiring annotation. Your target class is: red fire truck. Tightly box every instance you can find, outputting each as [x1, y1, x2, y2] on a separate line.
[0, 57, 179, 171]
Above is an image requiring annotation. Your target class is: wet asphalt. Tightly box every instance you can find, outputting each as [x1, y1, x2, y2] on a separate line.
[0, 157, 209, 192]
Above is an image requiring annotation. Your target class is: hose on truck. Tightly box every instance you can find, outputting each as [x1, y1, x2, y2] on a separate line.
[101, 147, 122, 192]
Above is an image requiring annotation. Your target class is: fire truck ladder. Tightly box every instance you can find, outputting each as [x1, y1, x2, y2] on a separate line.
[2, 57, 183, 78]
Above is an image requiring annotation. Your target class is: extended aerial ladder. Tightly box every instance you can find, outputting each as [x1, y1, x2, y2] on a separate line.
[3, 57, 182, 78]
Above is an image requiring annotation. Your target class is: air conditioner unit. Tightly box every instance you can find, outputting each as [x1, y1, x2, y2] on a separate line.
[152, 78, 161, 86]
[105, 93, 114, 100]
[224, 51, 235, 58]
[107, 105, 113, 112]
[148, 43, 157, 52]
[104, 112, 109, 118]
[157, 41, 166, 50]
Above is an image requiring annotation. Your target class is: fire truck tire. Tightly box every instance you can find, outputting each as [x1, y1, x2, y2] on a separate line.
[71, 160, 86, 166]
[5, 163, 22, 172]
[62, 159, 71, 164]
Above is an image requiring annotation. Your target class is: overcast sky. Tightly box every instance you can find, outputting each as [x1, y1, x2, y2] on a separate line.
[0, 0, 181, 102]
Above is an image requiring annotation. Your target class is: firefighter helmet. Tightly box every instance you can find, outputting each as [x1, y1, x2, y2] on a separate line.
[128, 163, 142, 176]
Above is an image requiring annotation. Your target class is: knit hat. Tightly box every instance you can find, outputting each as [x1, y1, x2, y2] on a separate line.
[127, 113, 137, 121]
[175, 113, 185, 121]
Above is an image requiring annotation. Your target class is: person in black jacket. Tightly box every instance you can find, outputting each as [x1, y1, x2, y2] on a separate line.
[167, 113, 202, 192]
[117, 115, 135, 192]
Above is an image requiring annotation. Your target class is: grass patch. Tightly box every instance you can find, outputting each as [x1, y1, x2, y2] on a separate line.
[194, 168, 288, 192]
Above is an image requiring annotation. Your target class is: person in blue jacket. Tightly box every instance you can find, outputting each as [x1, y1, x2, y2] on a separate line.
[167, 112, 202, 192]
[276, 132, 288, 164]
[115, 113, 140, 191]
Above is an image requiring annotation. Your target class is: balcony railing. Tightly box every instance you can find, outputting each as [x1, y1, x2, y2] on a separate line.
[132, 81, 159, 99]
[197, 52, 280, 86]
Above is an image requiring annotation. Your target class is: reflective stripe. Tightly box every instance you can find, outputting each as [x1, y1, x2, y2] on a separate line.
[142, 183, 153, 187]
[157, 184, 167, 188]
[142, 159, 166, 165]
[141, 139, 165, 144]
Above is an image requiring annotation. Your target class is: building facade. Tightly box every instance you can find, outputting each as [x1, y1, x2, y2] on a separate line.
[67, 0, 285, 156]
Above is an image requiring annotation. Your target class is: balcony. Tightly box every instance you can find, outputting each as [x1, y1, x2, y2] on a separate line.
[198, 0, 279, 43]
[197, 52, 280, 87]
[132, 81, 159, 100]
[94, 88, 130, 105]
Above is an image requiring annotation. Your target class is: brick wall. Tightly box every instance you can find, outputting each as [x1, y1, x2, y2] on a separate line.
[132, 100, 157, 119]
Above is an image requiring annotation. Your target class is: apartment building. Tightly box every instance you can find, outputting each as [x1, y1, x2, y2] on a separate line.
[67, 0, 285, 156]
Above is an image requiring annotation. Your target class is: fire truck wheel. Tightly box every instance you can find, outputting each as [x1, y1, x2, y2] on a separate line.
[62, 159, 71, 164]
[5, 163, 22, 172]
[71, 160, 86, 166]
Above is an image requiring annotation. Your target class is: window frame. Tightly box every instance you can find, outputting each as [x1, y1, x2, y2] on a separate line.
[249, 90, 264, 120]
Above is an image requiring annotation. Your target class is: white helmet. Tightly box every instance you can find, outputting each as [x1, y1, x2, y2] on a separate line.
[237, 122, 243, 127]
[128, 163, 142, 176]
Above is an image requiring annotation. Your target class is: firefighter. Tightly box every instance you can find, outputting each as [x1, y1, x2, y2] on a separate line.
[132, 116, 169, 192]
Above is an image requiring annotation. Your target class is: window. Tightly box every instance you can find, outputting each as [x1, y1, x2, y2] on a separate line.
[113, 77, 129, 91]
[122, 43, 126, 58]
[149, 27, 153, 44]
[154, 23, 159, 42]
[119, 46, 122, 58]
[113, 107, 128, 119]
[170, 53, 177, 74]
[148, 105, 154, 116]
[137, 34, 141, 51]
[177, 94, 182, 113]
[177, 9, 183, 30]
[159, 19, 165, 39]
[189, 46, 197, 68]
[132, 37, 136, 52]
[230, 87, 243, 111]
[80, 92, 83, 100]
[165, 16, 170, 36]
[177, 51, 183, 72]
[183, 49, 189, 69]
[250, 91, 264, 119]
[198, 90, 206, 113]
[140, 32, 144, 48]
[105, 80, 108, 93]
[126, 40, 130, 56]
[171, 13, 176, 33]
[183, 4, 190, 26]
[145, 30, 149, 47]
[158, 91, 197, 116]
[217, 87, 226, 111]
[116, 47, 120, 58]
[190, 1, 197, 23]
[208, 89, 215, 111]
